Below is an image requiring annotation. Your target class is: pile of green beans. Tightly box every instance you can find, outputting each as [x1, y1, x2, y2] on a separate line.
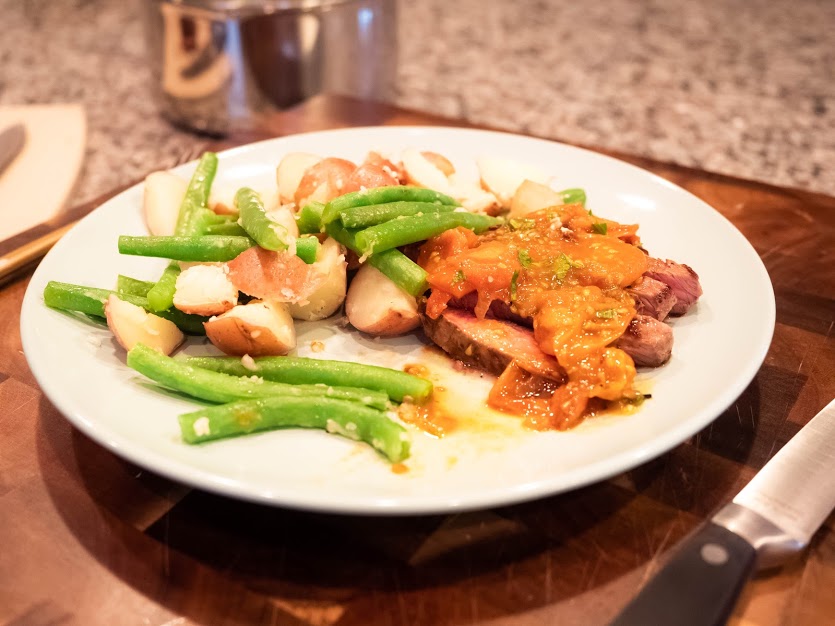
[129, 345, 416, 462]
[179, 397, 410, 462]
[184, 354, 433, 403]
[128, 344, 390, 409]
[309, 185, 502, 296]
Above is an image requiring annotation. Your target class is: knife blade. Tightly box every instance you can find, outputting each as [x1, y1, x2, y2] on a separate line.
[0, 123, 26, 177]
[611, 398, 835, 626]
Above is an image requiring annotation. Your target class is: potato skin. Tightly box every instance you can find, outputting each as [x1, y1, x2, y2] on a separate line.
[276, 152, 322, 205]
[105, 295, 184, 355]
[345, 265, 420, 336]
[288, 238, 347, 321]
[204, 301, 296, 357]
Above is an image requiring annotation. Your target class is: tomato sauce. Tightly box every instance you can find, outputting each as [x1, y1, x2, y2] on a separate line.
[419, 204, 648, 428]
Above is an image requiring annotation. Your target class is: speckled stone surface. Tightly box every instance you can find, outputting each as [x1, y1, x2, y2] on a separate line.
[2, 0, 833, 206]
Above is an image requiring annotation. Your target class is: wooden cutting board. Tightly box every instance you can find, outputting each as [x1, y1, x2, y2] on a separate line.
[0, 104, 86, 239]
[0, 94, 833, 626]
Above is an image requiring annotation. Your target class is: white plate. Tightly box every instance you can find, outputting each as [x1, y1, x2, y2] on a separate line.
[20, 126, 775, 515]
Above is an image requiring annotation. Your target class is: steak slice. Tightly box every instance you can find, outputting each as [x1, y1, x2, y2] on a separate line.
[644, 258, 702, 315]
[421, 308, 565, 381]
[626, 276, 678, 321]
[448, 292, 530, 326]
[441, 292, 673, 368]
[613, 314, 674, 367]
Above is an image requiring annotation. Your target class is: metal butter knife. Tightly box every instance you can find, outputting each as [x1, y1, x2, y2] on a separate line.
[0, 123, 26, 177]
[611, 398, 835, 626]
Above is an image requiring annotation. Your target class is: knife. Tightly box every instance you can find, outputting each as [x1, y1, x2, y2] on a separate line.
[611, 398, 835, 626]
[0, 123, 26, 177]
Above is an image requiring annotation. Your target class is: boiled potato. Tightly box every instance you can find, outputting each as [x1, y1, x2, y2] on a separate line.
[143, 171, 187, 236]
[288, 238, 347, 321]
[105, 295, 184, 355]
[204, 300, 296, 357]
[509, 179, 564, 218]
[345, 265, 420, 336]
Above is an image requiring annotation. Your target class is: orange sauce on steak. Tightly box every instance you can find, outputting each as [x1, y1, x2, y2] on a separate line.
[419, 204, 648, 428]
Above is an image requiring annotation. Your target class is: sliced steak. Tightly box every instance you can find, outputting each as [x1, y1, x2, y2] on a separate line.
[644, 257, 702, 315]
[449, 292, 530, 326]
[421, 308, 565, 381]
[626, 276, 678, 321]
[613, 314, 673, 367]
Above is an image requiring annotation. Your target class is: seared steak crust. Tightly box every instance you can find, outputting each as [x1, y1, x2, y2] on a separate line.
[627, 276, 678, 321]
[644, 257, 702, 315]
[613, 314, 674, 367]
[448, 293, 530, 326]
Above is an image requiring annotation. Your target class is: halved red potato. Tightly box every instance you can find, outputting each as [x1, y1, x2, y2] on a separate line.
[421, 151, 455, 177]
[105, 295, 184, 355]
[448, 173, 501, 215]
[287, 238, 347, 321]
[345, 265, 420, 336]
[204, 300, 295, 357]
[226, 247, 325, 302]
[340, 161, 400, 195]
[477, 156, 547, 207]
[276, 152, 322, 205]
[294, 157, 356, 207]
[143, 171, 187, 236]
[401, 148, 452, 193]
[173, 264, 238, 316]
[365, 151, 405, 182]
[509, 179, 563, 218]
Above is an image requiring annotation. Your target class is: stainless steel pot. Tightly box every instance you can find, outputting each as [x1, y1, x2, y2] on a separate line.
[143, 0, 397, 135]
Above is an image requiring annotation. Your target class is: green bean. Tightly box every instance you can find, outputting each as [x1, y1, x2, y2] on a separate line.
[322, 186, 458, 226]
[118, 235, 254, 262]
[127, 344, 389, 409]
[295, 235, 320, 264]
[43, 281, 207, 334]
[147, 264, 181, 312]
[325, 222, 427, 297]
[236, 187, 290, 251]
[296, 201, 326, 234]
[338, 201, 458, 229]
[354, 212, 502, 256]
[183, 355, 433, 403]
[558, 188, 586, 205]
[177, 396, 410, 462]
[205, 222, 248, 237]
[147, 153, 219, 311]
[174, 153, 219, 235]
[116, 275, 156, 297]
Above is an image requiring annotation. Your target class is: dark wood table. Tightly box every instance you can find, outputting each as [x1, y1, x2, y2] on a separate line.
[1, 95, 833, 626]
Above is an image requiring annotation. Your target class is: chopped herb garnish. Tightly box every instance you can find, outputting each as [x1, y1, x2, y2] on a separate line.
[452, 270, 466, 284]
[596, 308, 617, 319]
[510, 270, 519, 302]
[559, 188, 587, 206]
[592, 222, 608, 235]
[553, 253, 573, 280]
[508, 218, 535, 231]
[518, 249, 533, 268]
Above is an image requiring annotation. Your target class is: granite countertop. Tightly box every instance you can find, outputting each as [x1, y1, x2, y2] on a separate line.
[2, 0, 833, 206]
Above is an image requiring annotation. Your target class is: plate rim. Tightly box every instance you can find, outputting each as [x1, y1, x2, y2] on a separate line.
[20, 125, 776, 515]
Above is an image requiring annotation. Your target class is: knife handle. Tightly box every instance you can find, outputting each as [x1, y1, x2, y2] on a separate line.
[610, 522, 757, 626]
